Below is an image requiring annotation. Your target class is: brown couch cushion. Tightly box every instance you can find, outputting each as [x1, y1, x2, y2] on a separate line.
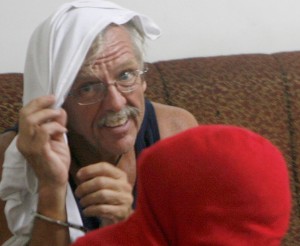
[146, 53, 300, 245]
[0, 73, 23, 133]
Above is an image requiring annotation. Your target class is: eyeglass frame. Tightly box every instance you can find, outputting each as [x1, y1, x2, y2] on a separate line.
[67, 67, 148, 106]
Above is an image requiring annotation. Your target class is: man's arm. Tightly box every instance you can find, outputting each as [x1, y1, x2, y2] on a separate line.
[0, 96, 72, 246]
[0, 131, 16, 244]
[0, 128, 71, 246]
[17, 95, 71, 246]
[29, 184, 70, 246]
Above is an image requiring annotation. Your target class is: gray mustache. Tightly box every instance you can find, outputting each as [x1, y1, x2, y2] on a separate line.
[98, 106, 140, 127]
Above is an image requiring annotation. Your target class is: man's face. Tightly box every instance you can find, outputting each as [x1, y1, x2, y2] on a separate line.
[63, 25, 146, 158]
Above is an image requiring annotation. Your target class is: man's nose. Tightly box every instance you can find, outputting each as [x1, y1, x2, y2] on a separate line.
[102, 85, 126, 111]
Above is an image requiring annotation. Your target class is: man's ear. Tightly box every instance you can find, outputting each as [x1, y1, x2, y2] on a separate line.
[142, 80, 147, 92]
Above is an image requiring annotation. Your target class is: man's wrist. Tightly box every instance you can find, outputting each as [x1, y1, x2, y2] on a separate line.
[32, 211, 88, 233]
[37, 184, 68, 220]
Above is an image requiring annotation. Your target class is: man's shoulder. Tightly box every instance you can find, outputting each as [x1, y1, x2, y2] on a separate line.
[151, 102, 198, 139]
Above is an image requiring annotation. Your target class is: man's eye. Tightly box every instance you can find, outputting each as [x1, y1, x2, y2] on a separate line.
[119, 71, 135, 81]
[80, 84, 94, 93]
[77, 83, 102, 97]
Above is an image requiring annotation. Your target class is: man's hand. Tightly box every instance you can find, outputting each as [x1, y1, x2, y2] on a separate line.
[15, 95, 71, 246]
[75, 162, 134, 225]
[16, 95, 70, 189]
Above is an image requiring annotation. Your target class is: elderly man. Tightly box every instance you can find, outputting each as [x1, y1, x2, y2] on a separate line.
[0, 1, 197, 245]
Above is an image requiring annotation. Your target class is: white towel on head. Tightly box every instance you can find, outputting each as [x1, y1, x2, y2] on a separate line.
[0, 1, 161, 245]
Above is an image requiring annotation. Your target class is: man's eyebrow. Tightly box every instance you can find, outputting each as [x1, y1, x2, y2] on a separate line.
[115, 60, 138, 70]
[74, 74, 98, 84]
[91, 59, 138, 70]
[76, 66, 98, 80]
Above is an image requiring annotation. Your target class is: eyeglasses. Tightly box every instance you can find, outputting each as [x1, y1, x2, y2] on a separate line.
[68, 68, 147, 106]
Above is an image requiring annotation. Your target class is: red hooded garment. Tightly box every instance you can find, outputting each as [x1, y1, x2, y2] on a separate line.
[72, 125, 291, 246]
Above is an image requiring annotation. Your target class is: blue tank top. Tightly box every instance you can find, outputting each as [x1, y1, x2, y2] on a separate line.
[134, 99, 160, 156]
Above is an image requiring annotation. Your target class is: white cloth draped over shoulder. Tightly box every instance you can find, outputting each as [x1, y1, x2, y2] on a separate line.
[0, 1, 161, 245]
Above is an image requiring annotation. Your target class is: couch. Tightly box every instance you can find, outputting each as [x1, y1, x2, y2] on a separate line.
[1, 51, 300, 245]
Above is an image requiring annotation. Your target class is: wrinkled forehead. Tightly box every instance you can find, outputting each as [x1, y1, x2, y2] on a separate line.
[77, 24, 142, 78]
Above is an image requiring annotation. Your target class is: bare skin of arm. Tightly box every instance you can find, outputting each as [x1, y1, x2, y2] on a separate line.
[16, 95, 71, 246]
[152, 102, 199, 139]
[0, 130, 77, 246]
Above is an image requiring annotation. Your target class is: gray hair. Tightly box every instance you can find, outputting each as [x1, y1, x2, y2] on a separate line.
[79, 21, 146, 77]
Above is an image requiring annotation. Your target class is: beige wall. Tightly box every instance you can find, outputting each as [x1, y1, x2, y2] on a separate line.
[1, 0, 300, 72]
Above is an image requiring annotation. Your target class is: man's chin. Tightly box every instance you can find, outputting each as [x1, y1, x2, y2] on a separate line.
[96, 134, 136, 157]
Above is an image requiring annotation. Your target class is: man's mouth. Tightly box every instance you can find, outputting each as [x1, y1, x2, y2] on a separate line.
[98, 106, 140, 128]
[103, 114, 129, 128]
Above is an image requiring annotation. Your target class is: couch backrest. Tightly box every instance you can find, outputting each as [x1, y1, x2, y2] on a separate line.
[0, 73, 23, 132]
[146, 52, 300, 245]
